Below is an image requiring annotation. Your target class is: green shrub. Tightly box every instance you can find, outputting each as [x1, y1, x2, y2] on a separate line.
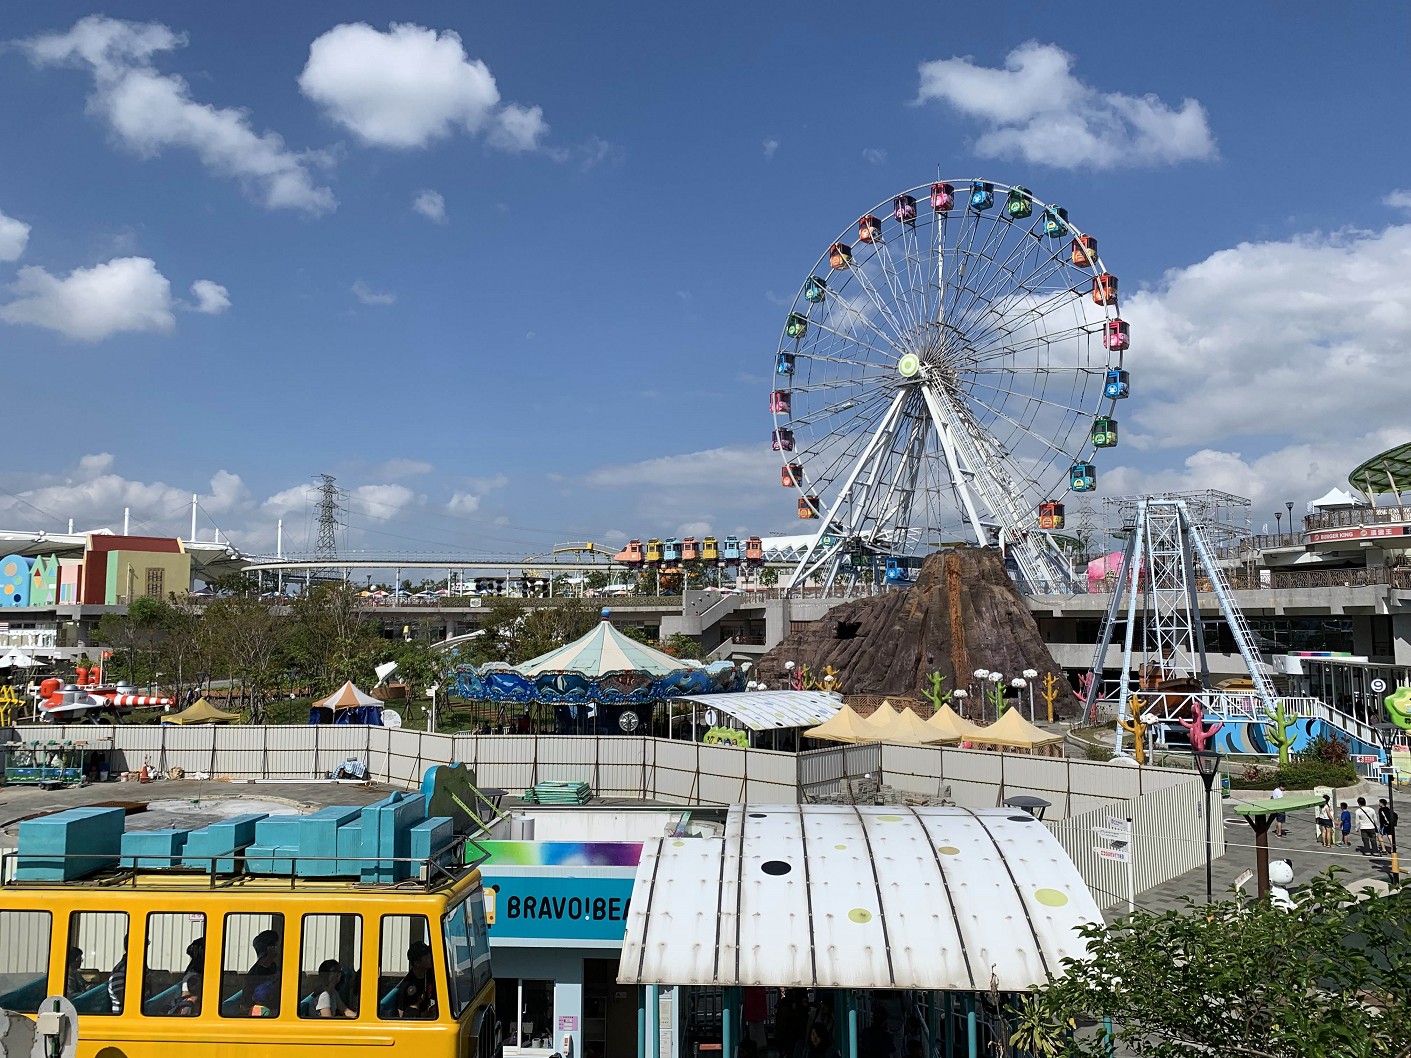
[1274, 759, 1358, 790]
[1299, 734, 1351, 766]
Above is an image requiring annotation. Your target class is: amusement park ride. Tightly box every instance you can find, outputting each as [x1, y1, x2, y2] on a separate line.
[768, 178, 1131, 594]
[612, 535, 765, 571]
[35, 668, 172, 723]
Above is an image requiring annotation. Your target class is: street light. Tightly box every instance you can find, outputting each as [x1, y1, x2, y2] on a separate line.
[1192, 749, 1222, 901]
[1274, 511, 1282, 536]
[953, 689, 968, 718]
[1373, 722, 1400, 878]
[1023, 668, 1039, 722]
[1286, 500, 1295, 538]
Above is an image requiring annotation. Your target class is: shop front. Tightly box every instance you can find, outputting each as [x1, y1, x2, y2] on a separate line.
[481, 839, 647, 1058]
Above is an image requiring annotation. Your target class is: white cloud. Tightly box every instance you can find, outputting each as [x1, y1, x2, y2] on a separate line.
[412, 188, 447, 223]
[588, 444, 779, 492]
[464, 473, 509, 493]
[861, 148, 887, 165]
[23, 16, 335, 214]
[352, 484, 417, 521]
[447, 492, 482, 514]
[300, 22, 547, 152]
[916, 41, 1216, 169]
[352, 280, 396, 306]
[78, 453, 115, 476]
[0, 256, 174, 341]
[676, 520, 713, 538]
[1386, 189, 1411, 211]
[0, 209, 31, 261]
[189, 279, 230, 314]
[1121, 223, 1411, 450]
[763, 139, 778, 160]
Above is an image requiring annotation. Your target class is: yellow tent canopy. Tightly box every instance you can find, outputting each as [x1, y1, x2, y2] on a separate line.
[879, 707, 958, 745]
[926, 704, 988, 742]
[161, 697, 242, 725]
[970, 708, 1063, 749]
[861, 699, 902, 732]
[804, 704, 881, 744]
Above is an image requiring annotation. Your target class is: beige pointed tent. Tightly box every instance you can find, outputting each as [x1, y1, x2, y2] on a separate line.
[876, 707, 958, 745]
[861, 699, 902, 732]
[313, 680, 383, 710]
[926, 704, 988, 741]
[161, 697, 242, 725]
[970, 707, 1064, 751]
[803, 704, 881, 744]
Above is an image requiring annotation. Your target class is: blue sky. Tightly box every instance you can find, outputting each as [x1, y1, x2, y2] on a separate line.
[1, 2, 1408, 558]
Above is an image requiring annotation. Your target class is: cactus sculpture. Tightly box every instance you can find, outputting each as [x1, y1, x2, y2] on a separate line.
[987, 677, 1009, 717]
[1119, 695, 1149, 765]
[1040, 672, 1063, 724]
[789, 663, 811, 691]
[921, 671, 952, 712]
[1264, 699, 1296, 765]
[820, 664, 843, 694]
[1178, 701, 1224, 751]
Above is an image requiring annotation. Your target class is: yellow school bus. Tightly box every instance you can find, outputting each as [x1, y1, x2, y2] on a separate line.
[0, 790, 500, 1058]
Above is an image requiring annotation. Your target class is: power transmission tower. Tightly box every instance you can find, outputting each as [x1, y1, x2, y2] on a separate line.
[313, 473, 345, 579]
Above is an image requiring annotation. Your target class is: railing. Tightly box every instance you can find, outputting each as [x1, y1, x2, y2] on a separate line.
[1103, 692, 1382, 748]
[1304, 507, 1411, 532]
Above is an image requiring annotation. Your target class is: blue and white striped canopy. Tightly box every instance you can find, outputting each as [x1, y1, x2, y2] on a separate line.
[515, 618, 694, 677]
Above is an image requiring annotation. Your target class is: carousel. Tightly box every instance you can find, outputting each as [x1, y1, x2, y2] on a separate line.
[450, 609, 744, 734]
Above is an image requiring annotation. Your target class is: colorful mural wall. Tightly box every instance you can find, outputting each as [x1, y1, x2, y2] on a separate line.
[0, 554, 70, 608]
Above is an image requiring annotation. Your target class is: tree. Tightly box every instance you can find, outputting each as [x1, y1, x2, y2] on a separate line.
[203, 596, 286, 722]
[660, 632, 701, 660]
[760, 566, 779, 587]
[286, 584, 383, 695]
[95, 596, 172, 687]
[1023, 874, 1411, 1058]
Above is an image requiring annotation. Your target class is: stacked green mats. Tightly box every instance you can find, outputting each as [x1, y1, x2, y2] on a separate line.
[522, 781, 592, 805]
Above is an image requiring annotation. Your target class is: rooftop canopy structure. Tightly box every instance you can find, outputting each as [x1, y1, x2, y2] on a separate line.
[161, 697, 242, 725]
[1350, 441, 1411, 499]
[620, 804, 1100, 991]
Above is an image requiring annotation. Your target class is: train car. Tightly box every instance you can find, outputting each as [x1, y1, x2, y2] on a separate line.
[681, 538, 700, 561]
[701, 537, 719, 562]
[644, 539, 664, 564]
[883, 556, 923, 585]
[612, 539, 644, 565]
[662, 539, 681, 563]
[743, 537, 764, 565]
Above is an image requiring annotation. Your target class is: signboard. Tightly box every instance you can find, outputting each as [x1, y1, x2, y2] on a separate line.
[480, 872, 636, 944]
[557, 1016, 579, 1032]
[1371, 678, 1387, 693]
[1094, 827, 1130, 842]
[1094, 846, 1131, 863]
[1355, 754, 1380, 764]
[1308, 525, 1408, 543]
[1106, 817, 1131, 834]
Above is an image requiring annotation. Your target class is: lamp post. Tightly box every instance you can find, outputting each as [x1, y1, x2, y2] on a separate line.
[1023, 669, 1039, 722]
[953, 689, 968, 718]
[1011, 678, 1027, 719]
[972, 669, 989, 712]
[1286, 500, 1295, 539]
[1373, 722, 1400, 878]
[1192, 749, 1222, 901]
[1274, 511, 1282, 537]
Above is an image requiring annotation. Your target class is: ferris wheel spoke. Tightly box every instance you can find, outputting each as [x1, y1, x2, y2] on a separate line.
[967, 321, 1099, 365]
[789, 389, 892, 433]
[962, 285, 1092, 359]
[959, 386, 1088, 468]
[944, 216, 1053, 340]
[949, 248, 1075, 352]
[812, 292, 908, 359]
[843, 262, 912, 350]
[941, 209, 1006, 328]
[895, 219, 933, 336]
[868, 232, 925, 339]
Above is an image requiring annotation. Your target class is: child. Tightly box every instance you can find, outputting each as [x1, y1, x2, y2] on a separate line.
[1339, 802, 1353, 847]
[314, 959, 355, 1018]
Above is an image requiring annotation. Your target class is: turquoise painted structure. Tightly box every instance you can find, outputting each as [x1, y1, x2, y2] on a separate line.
[1204, 715, 1380, 758]
[14, 796, 461, 882]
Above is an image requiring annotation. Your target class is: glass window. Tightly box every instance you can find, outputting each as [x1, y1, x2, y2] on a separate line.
[220, 913, 283, 1018]
[0, 910, 51, 1013]
[377, 915, 435, 1021]
[142, 913, 205, 1017]
[441, 893, 491, 1020]
[496, 979, 554, 1050]
[299, 914, 361, 1020]
[66, 911, 129, 1015]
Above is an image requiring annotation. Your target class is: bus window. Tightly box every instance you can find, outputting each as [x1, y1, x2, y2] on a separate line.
[442, 894, 492, 1020]
[377, 915, 435, 1020]
[299, 914, 361, 1020]
[66, 911, 128, 1015]
[221, 914, 283, 1018]
[0, 910, 51, 1013]
[142, 912, 205, 1017]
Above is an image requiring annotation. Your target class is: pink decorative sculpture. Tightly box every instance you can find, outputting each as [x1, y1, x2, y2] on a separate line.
[1079, 671, 1098, 723]
[1179, 701, 1224, 751]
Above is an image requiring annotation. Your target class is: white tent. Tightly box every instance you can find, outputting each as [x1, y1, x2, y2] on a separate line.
[1309, 487, 1366, 511]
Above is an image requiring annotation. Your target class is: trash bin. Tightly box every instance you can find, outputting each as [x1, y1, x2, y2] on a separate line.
[1220, 774, 1231, 799]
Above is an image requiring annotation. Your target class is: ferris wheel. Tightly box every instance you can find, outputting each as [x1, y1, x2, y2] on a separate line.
[771, 179, 1130, 594]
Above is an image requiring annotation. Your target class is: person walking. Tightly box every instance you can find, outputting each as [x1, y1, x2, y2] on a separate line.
[1315, 795, 1334, 848]
[1378, 797, 1398, 854]
[1270, 783, 1287, 838]
[1339, 802, 1353, 846]
[1355, 797, 1380, 854]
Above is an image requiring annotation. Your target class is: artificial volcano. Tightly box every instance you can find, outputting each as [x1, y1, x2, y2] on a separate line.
[756, 547, 1077, 715]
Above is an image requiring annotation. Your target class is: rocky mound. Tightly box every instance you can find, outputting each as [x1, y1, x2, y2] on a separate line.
[756, 547, 1076, 715]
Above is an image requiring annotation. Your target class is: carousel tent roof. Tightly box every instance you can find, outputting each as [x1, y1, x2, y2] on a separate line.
[312, 680, 382, 710]
[673, 690, 841, 731]
[619, 804, 1101, 990]
[870, 706, 957, 745]
[516, 618, 690, 678]
[162, 697, 242, 725]
[803, 703, 882, 743]
[926, 704, 988, 741]
[972, 708, 1064, 749]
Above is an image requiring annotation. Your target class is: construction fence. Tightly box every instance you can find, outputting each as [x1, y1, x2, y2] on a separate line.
[6, 724, 1217, 905]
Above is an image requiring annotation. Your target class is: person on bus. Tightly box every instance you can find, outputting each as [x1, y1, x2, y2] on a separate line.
[394, 942, 437, 1019]
[65, 947, 84, 998]
[315, 959, 356, 1018]
[108, 937, 128, 1014]
[171, 937, 204, 1016]
[244, 930, 282, 1016]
